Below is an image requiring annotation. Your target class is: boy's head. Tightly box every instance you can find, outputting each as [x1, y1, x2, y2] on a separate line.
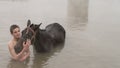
[10, 24, 21, 39]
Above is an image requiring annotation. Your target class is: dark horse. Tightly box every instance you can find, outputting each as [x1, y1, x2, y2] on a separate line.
[14, 20, 66, 53]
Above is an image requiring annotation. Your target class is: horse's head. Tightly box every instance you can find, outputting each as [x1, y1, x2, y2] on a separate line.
[21, 20, 42, 43]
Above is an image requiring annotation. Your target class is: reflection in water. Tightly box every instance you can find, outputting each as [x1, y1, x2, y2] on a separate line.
[68, 0, 88, 19]
[7, 58, 30, 68]
[67, 0, 88, 30]
[31, 43, 64, 68]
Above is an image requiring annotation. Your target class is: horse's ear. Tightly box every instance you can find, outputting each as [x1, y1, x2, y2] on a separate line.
[38, 23, 42, 27]
[34, 23, 42, 30]
[27, 20, 31, 26]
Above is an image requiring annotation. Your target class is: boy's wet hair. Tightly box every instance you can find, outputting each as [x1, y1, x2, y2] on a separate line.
[10, 24, 20, 34]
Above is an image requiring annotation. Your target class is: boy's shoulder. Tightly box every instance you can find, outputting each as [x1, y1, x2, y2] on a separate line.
[8, 39, 14, 48]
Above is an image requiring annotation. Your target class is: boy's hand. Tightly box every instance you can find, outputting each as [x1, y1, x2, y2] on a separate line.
[23, 39, 31, 51]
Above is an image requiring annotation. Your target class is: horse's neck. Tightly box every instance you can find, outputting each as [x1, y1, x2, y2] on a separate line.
[35, 29, 46, 37]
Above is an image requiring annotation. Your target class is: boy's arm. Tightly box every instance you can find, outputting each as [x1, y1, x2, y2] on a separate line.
[19, 49, 30, 61]
[8, 42, 26, 60]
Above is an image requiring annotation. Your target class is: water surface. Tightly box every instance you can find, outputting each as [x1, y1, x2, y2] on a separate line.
[0, 0, 120, 68]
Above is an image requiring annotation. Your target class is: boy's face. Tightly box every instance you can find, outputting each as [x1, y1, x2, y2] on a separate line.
[12, 28, 21, 39]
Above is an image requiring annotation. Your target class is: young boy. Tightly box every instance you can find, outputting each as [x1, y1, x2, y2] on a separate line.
[8, 24, 31, 61]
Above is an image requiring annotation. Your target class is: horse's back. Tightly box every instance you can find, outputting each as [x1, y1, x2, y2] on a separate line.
[46, 23, 66, 44]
